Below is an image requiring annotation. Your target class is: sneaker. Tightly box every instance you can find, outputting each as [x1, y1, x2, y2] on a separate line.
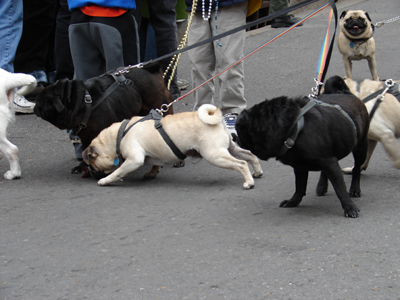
[271, 14, 303, 28]
[12, 88, 35, 114]
[224, 113, 238, 140]
[177, 78, 189, 90]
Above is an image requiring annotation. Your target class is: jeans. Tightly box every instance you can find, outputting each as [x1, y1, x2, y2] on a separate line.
[0, 0, 23, 72]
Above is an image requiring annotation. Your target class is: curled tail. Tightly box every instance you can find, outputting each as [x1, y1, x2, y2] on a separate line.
[198, 104, 222, 125]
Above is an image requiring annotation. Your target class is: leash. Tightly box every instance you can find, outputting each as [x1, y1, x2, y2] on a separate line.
[114, 110, 186, 167]
[375, 15, 400, 28]
[363, 79, 396, 120]
[114, 0, 323, 80]
[155, 0, 337, 115]
[310, 0, 338, 98]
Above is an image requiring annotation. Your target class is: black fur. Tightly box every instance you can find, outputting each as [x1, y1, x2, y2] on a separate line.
[34, 63, 173, 173]
[236, 76, 370, 218]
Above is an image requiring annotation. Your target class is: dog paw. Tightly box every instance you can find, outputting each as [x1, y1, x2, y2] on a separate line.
[71, 166, 83, 174]
[252, 171, 263, 178]
[316, 185, 328, 196]
[243, 182, 254, 190]
[173, 161, 185, 168]
[143, 171, 158, 179]
[349, 189, 361, 198]
[342, 166, 353, 175]
[97, 178, 109, 186]
[4, 170, 20, 180]
[279, 199, 300, 208]
[344, 207, 360, 218]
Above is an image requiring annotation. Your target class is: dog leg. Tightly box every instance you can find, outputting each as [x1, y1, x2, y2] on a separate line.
[228, 142, 263, 178]
[280, 169, 308, 208]
[343, 138, 376, 175]
[361, 139, 378, 171]
[343, 57, 353, 79]
[202, 149, 255, 189]
[349, 138, 368, 198]
[367, 56, 379, 81]
[143, 165, 161, 179]
[98, 158, 144, 186]
[324, 161, 359, 218]
[0, 138, 21, 180]
[379, 133, 400, 169]
[316, 172, 328, 196]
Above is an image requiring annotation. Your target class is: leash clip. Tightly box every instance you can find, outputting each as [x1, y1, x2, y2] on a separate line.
[378, 79, 395, 100]
[309, 78, 323, 98]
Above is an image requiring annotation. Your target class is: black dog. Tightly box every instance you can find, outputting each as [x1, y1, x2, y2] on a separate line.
[34, 63, 172, 176]
[235, 76, 369, 217]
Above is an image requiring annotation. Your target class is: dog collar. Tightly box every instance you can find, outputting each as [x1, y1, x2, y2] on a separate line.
[278, 98, 317, 156]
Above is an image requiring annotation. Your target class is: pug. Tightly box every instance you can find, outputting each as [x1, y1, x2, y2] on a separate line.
[337, 10, 378, 81]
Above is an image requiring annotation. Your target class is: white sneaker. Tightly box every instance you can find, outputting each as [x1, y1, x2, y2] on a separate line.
[223, 113, 238, 140]
[13, 88, 35, 114]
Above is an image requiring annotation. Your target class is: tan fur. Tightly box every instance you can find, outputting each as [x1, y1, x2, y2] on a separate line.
[338, 10, 378, 80]
[83, 104, 263, 189]
[343, 78, 400, 173]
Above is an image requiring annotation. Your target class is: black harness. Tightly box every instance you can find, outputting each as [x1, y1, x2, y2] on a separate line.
[73, 73, 135, 135]
[362, 81, 400, 120]
[114, 110, 186, 167]
[278, 97, 358, 156]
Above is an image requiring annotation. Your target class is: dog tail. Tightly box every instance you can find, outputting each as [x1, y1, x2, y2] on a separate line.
[198, 104, 222, 125]
[4, 72, 37, 96]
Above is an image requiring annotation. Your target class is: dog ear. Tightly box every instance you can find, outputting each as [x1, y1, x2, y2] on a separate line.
[340, 11, 347, 19]
[364, 11, 372, 22]
[53, 96, 65, 113]
[82, 146, 98, 164]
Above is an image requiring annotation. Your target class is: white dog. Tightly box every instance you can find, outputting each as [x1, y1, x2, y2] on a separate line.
[0, 68, 37, 179]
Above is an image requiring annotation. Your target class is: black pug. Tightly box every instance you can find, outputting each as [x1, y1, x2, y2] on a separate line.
[235, 76, 369, 218]
[34, 62, 172, 177]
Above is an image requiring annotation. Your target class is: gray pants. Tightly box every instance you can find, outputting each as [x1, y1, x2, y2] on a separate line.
[269, 0, 290, 15]
[187, 2, 247, 115]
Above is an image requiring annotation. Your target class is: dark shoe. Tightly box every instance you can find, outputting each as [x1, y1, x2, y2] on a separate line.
[271, 14, 303, 28]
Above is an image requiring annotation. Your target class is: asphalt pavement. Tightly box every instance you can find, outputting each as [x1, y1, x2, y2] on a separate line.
[1, 0, 400, 299]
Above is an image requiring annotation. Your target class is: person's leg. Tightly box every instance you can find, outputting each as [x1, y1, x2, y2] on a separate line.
[269, 0, 289, 14]
[14, 0, 57, 83]
[187, 13, 216, 111]
[0, 0, 23, 72]
[269, 0, 303, 28]
[147, 0, 179, 97]
[54, 0, 74, 81]
[214, 2, 247, 115]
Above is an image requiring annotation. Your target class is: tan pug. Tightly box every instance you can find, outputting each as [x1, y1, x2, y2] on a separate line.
[337, 10, 378, 80]
[343, 78, 400, 174]
[83, 104, 263, 188]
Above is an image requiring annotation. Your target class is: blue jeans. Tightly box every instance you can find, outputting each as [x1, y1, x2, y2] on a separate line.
[0, 0, 23, 72]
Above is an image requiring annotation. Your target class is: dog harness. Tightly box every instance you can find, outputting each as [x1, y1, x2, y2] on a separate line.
[114, 110, 187, 167]
[73, 73, 135, 135]
[362, 79, 399, 120]
[279, 97, 358, 156]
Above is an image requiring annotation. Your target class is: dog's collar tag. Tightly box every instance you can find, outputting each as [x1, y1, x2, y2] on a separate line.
[350, 41, 355, 48]
[114, 158, 119, 166]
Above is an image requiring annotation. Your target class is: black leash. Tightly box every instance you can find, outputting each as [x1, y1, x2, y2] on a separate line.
[363, 79, 398, 120]
[141, 0, 322, 67]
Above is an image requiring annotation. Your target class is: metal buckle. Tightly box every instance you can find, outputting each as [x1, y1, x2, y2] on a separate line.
[284, 138, 294, 149]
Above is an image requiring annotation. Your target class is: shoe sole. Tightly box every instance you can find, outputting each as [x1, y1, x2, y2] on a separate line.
[14, 107, 34, 114]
